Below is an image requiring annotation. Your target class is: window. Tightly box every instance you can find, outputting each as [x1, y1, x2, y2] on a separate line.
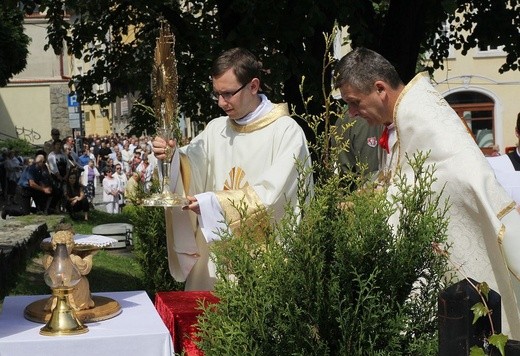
[478, 44, 500, 51]
[445, 92, 495, 155]
[475, 44, 506, 58]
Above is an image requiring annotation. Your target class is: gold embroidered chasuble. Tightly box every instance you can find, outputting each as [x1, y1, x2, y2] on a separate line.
[383, 73, 520, 337]
[165, 103, 312, 290]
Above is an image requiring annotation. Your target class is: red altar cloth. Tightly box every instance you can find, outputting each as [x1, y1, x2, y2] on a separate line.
[155, 291, 219, 356]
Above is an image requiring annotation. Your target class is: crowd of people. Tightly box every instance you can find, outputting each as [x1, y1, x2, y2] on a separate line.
[0, 129, 159, 219]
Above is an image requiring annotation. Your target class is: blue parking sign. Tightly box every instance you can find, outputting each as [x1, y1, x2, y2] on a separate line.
[68, 94, 80, 107]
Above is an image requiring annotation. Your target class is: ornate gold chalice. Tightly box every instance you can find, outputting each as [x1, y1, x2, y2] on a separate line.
[143, 21, 188, 207]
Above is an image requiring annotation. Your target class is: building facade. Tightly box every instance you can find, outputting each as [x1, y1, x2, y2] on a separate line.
[0, 11, 70, 145]
[0, 9, 115, 147]
[431, 45, 520, 155]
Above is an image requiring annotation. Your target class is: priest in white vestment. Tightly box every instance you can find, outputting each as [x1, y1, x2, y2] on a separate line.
[334, 47, 520, 338]
[153, 48, 312, 291]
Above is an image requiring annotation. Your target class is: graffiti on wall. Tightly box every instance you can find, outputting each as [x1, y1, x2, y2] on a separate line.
[15, 127, 42, 143]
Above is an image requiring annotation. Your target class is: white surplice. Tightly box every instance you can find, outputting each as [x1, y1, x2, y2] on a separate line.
[384, 73, 520, 338]
[165, 100, 312, 290]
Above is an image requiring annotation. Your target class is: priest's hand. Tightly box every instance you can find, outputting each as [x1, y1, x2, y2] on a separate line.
[182, 195, 200, 214]
[152, 136, 176, 160]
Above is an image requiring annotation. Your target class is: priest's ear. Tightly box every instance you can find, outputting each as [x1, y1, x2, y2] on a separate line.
[250, 78, 260, 94]
[374, 81, 386, 96]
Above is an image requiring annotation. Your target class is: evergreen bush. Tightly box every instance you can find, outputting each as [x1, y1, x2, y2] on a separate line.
[196, 153, 450, 355]
[125, 160, 185, 295]
[125, 195, 184, 295]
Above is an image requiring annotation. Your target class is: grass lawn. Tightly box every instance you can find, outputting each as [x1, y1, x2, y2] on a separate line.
[7, 209, 145, 298]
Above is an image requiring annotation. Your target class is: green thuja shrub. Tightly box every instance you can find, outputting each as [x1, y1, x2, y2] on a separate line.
[125, 157, 185, 295]
[126, 204, 184, 295]
[196, 153, 450, 355]
[196, 28, 451, 355]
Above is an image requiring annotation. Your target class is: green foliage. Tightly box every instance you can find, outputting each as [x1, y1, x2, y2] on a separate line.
[0, 3, 30, 87]
[196, 151, 450, 355]
[112, 170, 195, 295]
[125, 204, 184, 295]
[0, 138, 38, 157]
[470, 346, 486, 356]
[439, 1, 520, 73]
[479, 281, 490, 300]
[488, 333, 508, 356]
[471, 302, 489, 325]
[128, 94, 159, 138]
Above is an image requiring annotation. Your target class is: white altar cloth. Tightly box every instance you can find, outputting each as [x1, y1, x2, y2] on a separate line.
[0, 291, 173, 356]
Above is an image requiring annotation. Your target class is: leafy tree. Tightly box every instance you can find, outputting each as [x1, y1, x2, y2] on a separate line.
[0, 2, 31, 87]
[427, 0, 520, 74]
[18, 0, 520, 131]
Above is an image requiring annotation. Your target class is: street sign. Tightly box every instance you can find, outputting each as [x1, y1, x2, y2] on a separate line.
[68, 112, 80, 128]
[67, 94, 80, 107]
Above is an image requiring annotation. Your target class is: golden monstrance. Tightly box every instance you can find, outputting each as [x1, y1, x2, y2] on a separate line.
[143, 21, 188, 207]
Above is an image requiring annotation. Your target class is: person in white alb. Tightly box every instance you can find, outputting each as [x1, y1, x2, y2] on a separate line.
[334, 47, 520, 338]
[153, 48, 313, 291]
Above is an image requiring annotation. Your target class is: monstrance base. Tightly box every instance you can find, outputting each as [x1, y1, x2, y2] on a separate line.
[142, 192, 188, 207]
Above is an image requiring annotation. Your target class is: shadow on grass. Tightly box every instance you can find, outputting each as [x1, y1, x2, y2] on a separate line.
[63, 209, 133, 235]
[88, 250, 145, 292]
[8, 249, 144, 297]
[7, 263, 49, 296]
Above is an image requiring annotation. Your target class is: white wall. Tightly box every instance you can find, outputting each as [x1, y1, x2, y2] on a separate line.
[0, 85, 52, 144]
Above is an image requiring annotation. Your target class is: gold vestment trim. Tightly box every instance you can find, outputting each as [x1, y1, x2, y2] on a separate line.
[229, 103, 289, 133]
[497, 201, 516, 220]
[497, 202, 516, 246]
[179, 153, 191, 194]
[215, 185, 268, 239]
[392, 73, 425, 169]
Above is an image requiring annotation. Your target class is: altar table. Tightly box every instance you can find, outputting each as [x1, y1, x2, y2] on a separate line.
[155, 291, 219, 356]
[0, 291, 173, 356]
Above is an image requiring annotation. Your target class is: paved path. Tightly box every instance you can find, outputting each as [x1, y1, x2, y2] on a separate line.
[92, 184, 105, 212]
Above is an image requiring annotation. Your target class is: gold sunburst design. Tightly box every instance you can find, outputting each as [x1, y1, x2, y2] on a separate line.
[224, 167, 249, 190]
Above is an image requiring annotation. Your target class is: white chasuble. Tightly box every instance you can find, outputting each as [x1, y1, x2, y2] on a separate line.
[385, 73, 520, 337]
[165, 103, 312, 290]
